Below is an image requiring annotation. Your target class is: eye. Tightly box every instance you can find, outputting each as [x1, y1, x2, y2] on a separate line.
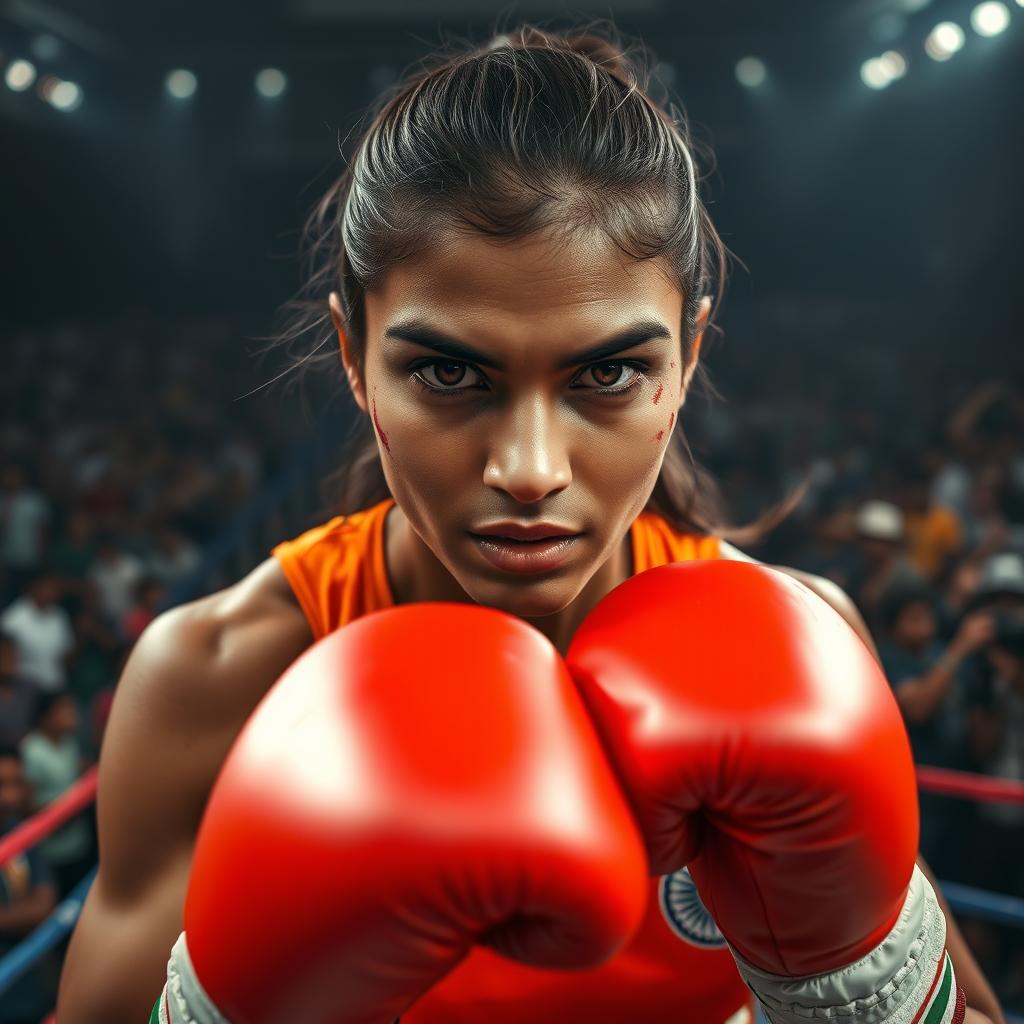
[573, 361, 645, 393]
[413, 359, 485, 393]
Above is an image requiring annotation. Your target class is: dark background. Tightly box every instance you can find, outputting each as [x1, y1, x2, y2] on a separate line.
[2, 0, 1021, 361]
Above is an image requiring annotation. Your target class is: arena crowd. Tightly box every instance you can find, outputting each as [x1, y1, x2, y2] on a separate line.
[0, 313, 1022, 1021]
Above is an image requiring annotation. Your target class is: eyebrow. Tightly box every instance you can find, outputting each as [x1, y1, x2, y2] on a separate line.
[383, 318, 673, 370]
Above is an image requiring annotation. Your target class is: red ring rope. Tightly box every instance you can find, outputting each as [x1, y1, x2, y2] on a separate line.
[916, 765, 1024, 805]
[0, 766, 98, 867]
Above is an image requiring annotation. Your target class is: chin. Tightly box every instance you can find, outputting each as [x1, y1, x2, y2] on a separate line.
[460, 575, 581, 620]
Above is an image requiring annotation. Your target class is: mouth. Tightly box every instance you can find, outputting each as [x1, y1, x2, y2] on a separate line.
[467, 532, 584, 575]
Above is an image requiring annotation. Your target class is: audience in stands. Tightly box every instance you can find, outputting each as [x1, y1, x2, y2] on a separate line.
[0, 744, 58, 1024]
[0, 316, 1022, 1014]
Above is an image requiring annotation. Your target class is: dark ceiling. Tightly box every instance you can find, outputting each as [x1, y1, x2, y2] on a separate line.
[1, 0, 1020, 359]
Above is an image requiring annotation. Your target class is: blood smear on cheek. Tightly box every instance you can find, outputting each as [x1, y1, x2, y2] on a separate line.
[372, 397, 392, 455]
[652, 382, 663, 405]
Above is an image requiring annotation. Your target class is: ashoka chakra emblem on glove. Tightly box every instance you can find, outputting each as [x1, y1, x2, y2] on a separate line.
[659, 867, 726, 949]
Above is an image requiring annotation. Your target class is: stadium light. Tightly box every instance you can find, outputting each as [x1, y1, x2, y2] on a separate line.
[735, 56, 767, 88]
[925, 22, 966, 60]
[166, 69, 198, 100]
[48, 79, 82, 112]
[255, 68, 287, 99]
[879, 50, 908, 80]
[970, 2, 1011, 35]
[5, 59, 37, 91]
[861, 50, 907, 89]
[861, 58, 890, 89]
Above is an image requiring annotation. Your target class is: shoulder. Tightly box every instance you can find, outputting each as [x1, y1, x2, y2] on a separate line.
[96, 557, 315, 897]
[124, 556, 313, 729]
[718, 541, 878, 658]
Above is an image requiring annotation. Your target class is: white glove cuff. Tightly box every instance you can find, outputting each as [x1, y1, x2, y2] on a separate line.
[158, 931, 230, 1024]
[730, 864, 960, 1023]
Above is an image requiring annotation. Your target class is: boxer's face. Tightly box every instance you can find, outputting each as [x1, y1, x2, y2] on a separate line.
[334, 227, 706, 618]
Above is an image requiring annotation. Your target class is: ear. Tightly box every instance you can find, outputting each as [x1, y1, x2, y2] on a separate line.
[680, 295, 711, 401]
[329, 292, 368, 414]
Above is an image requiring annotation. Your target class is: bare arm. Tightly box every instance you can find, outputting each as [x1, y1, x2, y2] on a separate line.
[56, 560, 311, 1024]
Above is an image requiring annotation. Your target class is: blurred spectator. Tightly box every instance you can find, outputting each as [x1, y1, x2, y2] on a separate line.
[894, 456, 963, 584]
[846, 500, 923, 631]
[0, 572, 75, 693]
[0, 462, 52, 604]
[47, 508, 98, 612]
[67, 583, 122, 712]
[963, 551, 1024, 616]
[0, 743, 59, 1024]
[878, 583, 988, 769]
[785, 501, 861, 592]
[957, 465, 1012, 560]
[877, 582, 992, 878]
[962, 612, 1024, 1008]
[120, 576, 167, 645]
[148, 520, 202, 588]
[19, 691, 94, 899]
[0, 633, 37, 749]
[88, 534, 144, 626]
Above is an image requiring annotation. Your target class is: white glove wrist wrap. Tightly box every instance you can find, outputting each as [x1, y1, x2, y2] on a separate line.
[730, 864, 960, 1023]
[157, 931, 230, 1024]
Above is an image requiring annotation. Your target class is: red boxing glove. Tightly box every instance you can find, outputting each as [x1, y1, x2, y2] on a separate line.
[567, 561, 920, 978]
[160, 604, 648, 1024]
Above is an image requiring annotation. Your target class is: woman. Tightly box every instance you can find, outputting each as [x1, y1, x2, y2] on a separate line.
[56, 25, 1002, 1023]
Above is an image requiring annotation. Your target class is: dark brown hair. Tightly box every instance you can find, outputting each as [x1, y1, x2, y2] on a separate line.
[271, 22, 804, 546]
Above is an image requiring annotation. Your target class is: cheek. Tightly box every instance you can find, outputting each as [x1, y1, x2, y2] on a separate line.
[369, 386, 477, 506]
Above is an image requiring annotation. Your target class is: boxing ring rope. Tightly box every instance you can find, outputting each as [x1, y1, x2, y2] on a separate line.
[1, 765, 1023, 1021]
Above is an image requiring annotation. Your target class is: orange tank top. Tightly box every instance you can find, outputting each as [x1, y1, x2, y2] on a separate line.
[271, 498, 752, 1024]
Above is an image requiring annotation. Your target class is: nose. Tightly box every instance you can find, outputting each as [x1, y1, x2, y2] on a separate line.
[483, 393, 572, 504]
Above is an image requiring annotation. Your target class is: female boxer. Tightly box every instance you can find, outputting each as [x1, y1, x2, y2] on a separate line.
[56, 25, 1003, 1024]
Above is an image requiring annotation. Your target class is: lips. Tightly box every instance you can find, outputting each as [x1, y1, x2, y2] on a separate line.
[469, 532, 582, 574]
[470, 523, 581, 542]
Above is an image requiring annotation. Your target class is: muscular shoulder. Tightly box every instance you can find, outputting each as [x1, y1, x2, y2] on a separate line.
[97, 558, 314, 892]
[717, 541, 878, 658]
[130, 558, 313, 725]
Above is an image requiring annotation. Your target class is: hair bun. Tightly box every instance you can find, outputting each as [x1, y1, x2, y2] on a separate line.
[564, 33, 634, 83]
[484, 27, 636, 87]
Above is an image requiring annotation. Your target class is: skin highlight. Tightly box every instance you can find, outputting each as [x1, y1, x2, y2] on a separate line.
[329, 226, 708, 654]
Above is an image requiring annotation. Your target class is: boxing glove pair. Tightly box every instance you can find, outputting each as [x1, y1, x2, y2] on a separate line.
[154, 562, 960, 1024]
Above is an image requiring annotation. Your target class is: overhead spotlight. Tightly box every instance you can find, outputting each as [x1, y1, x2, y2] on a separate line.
[254, 67, 287, 99]
[861, 58, 891, 89]
[879, 50, 908, 80]
[5, 59, 37, 91]
[925, 21, 966, 60]
[166, 69, 197, 100]
[48, 79, 82, 112]
[735, 56, 767, 88]
[970, 2, 1011, 35]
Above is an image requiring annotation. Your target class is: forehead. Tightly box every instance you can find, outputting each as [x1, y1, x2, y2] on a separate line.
[366, 228, 681, 343]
